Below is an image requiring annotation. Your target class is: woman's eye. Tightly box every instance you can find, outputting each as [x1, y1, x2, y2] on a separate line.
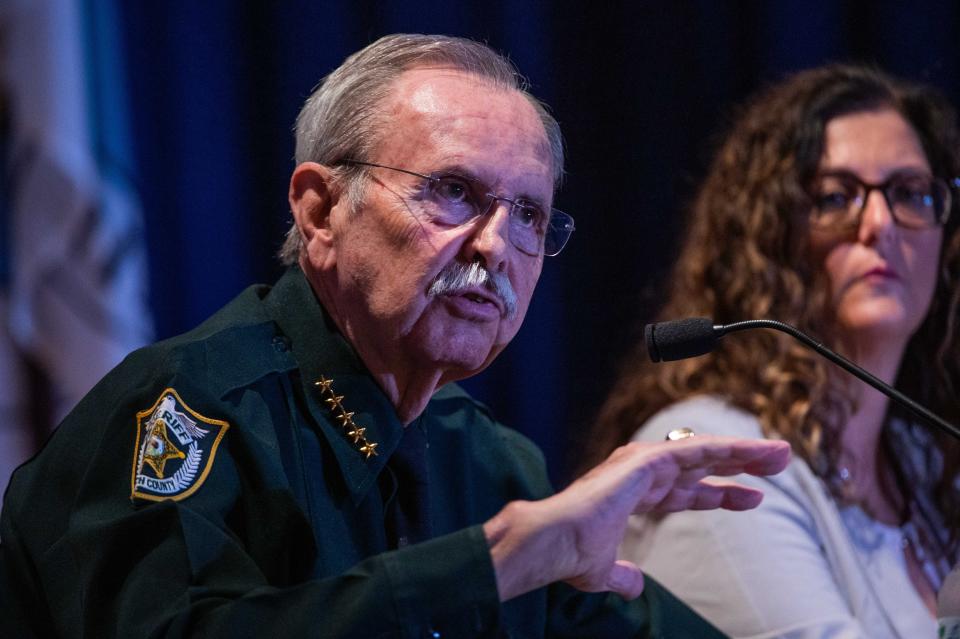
[890, 182, 932, 206]
[816, 191, 852, 211]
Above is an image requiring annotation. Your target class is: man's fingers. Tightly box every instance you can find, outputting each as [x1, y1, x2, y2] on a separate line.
[647, 441, 790, 493]
[690, 480, 764, 511]
[718, 485, 765, 510]
[648, 479, 764, 513]
[605, 559, 645, 600]
[590, 437, 789, 516]
[740, 441, 791, 474]
[663, 437, 790, 477]
[543, 437, 785, 601]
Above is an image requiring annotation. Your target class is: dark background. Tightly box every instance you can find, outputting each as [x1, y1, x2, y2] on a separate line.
[119, 1, 960, 487]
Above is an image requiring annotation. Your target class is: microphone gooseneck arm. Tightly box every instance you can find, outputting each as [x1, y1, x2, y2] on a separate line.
[646, 317, 960, 442]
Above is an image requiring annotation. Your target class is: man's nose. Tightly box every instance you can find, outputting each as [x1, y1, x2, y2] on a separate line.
[464, 200, 512, 271]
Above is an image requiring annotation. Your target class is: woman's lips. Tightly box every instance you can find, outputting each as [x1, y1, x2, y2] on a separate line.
[861, 266, 899, 280]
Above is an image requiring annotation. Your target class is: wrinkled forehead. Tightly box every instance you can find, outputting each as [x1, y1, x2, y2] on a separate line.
[375, 67, 556, 197]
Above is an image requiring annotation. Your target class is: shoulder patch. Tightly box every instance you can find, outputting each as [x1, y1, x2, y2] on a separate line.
[131, 388, 229, 502]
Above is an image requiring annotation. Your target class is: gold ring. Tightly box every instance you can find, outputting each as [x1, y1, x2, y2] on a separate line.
[665, 427, 696, 442]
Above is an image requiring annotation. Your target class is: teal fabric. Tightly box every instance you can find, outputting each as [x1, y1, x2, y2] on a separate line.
[1, 267, 725, 638]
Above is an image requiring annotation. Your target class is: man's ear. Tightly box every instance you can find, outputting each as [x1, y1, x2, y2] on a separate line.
[289, 162, 340, 269]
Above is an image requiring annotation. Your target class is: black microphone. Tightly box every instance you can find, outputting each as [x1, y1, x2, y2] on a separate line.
[644, 317, 718, 363]
[644, 317, 960, 441]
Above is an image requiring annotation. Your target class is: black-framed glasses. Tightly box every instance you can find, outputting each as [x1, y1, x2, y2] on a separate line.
[340, 160, 575, 256]
[808, 170, 958, 231]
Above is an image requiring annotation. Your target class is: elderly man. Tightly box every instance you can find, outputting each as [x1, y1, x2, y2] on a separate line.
[1, 34, 788, 637]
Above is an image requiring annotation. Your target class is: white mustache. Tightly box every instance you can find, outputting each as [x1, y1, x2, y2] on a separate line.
[428, 261, 518, 318]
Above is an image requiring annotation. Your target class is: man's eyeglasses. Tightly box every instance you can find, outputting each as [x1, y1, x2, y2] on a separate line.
[340, 160, 575, 256]
[808, 170, 959, 231]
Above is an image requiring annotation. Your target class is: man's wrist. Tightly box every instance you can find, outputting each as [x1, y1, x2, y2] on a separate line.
[484, 499, 567, 602]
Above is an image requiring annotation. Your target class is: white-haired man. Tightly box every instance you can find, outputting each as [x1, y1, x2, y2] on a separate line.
[1, 34, 788, 638]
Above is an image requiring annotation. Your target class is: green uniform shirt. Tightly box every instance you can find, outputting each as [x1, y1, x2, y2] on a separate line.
[1, 267, 724, 638]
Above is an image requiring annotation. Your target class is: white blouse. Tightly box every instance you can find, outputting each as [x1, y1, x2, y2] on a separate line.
[622, 395, 935, 639]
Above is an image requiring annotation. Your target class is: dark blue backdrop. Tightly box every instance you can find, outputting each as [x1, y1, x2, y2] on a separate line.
[119, 1, 960, 486]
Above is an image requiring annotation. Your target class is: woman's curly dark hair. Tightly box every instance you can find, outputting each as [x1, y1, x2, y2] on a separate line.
[588, 64, 960, 540]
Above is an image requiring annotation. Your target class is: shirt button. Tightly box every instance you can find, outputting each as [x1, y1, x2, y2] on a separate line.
[272, 336, 290, 352]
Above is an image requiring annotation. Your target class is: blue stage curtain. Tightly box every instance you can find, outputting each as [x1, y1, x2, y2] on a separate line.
[17, 0, 956, 488]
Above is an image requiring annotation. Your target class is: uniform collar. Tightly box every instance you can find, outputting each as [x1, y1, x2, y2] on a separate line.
[263, 266, 405, 505]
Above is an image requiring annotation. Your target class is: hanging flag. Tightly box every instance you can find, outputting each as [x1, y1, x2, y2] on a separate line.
[0, 0, 153, 495]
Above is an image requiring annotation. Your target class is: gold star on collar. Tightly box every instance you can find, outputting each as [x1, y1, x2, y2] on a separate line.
[313, 376, 378, 460]
[314, 376, 334, 393]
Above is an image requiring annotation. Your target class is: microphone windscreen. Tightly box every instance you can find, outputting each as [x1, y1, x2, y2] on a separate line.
[645, 317, 718, 362]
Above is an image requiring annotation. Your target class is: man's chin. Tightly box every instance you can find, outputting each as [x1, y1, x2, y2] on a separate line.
[406, 307, 514, 379]
[432, 345, 505, 385]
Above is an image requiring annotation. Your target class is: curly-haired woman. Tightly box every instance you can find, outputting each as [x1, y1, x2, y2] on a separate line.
[588, 65, 960, 638]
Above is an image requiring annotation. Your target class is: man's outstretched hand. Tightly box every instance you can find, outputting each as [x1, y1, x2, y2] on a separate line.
[483, 436, 790, 601]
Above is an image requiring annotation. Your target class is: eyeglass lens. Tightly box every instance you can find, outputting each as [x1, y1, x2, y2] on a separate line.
[341, 160, 575, 256]
[811, 172, 950, 229]
[422, 174, 573, 256]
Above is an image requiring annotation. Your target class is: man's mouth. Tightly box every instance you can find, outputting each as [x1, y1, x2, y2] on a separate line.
[427, 260, 517, 318]
[452, 287, 504, 315]
[464, 292, 491, 304]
